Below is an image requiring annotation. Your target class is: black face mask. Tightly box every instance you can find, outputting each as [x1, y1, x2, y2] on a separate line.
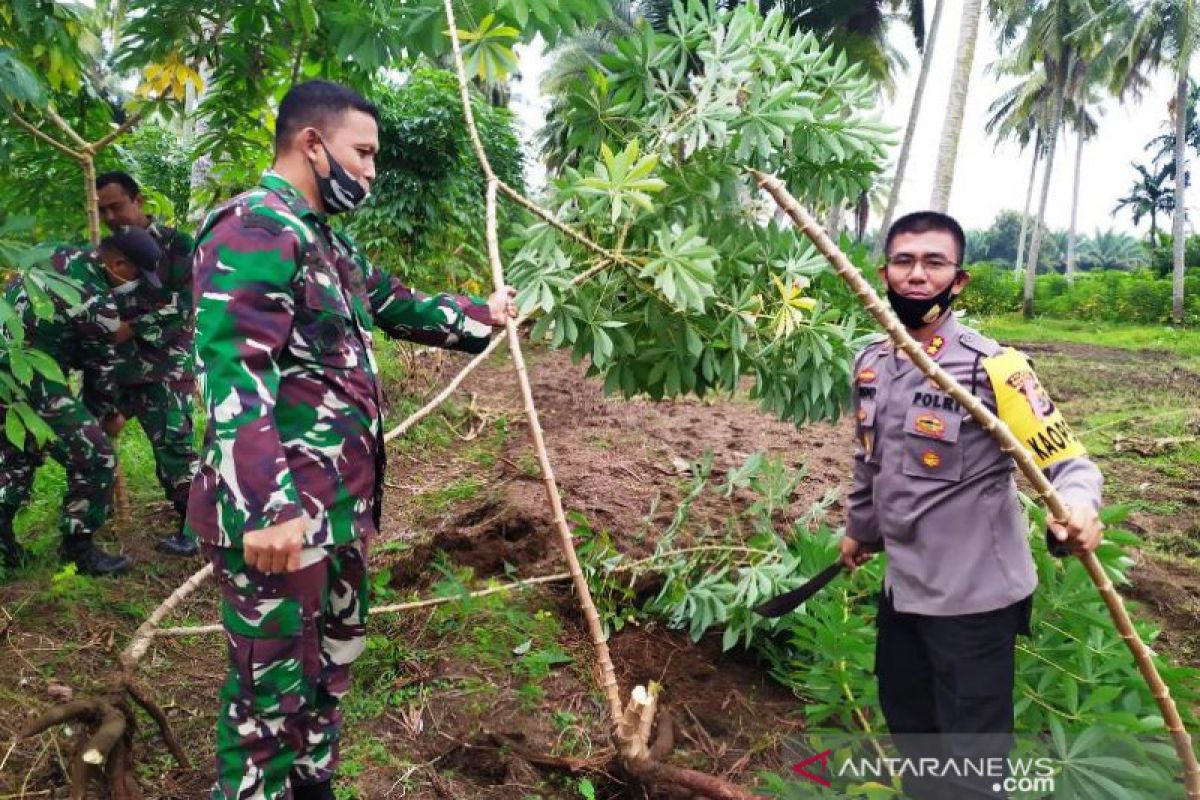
[310, 141, 368, 214]
[886, 282, 959, 329]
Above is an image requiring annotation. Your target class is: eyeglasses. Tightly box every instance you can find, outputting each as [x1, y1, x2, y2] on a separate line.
[885, 255, 960, 273]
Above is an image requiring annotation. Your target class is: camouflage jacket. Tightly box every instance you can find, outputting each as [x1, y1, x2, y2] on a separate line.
[110, 221, 196, 387]
[3, 248, 124, 418]
[186, 171, 494, 549]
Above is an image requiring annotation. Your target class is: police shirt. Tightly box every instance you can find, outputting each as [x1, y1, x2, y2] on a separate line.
[845, 314, 1103, 616]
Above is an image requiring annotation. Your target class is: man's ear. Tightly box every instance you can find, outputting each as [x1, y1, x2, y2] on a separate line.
[951, 270, 971, 296]
[299, 127, 323, 162]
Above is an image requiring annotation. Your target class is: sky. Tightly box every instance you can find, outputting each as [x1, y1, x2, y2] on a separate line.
[510, 5, 1200, 239]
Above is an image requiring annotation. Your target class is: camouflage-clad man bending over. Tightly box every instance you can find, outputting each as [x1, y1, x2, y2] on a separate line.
[0, 230, 164, 576]
[94, 170, 199, 556]
[187, 80, 515, 800]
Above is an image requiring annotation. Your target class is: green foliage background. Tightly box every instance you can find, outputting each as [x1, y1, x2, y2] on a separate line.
[343, 68, 524, 292]
[961, 264, 1200, 325]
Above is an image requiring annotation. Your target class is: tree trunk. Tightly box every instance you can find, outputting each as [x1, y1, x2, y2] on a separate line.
[1173, 68, 1188, 324]
[1023, 85, 1066, 318]
[1015, 142, 1039, 278]
[930, 0, 982, 211]
[826, 205, 843, 240]
[874, 0, 945, 258]
[83, 157, 101, 246]
[1066, 130, 1084, 284]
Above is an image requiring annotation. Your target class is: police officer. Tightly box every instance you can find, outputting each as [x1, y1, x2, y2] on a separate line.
[94, 170, 199, 556]
[0, 230, 164, 576]
[188, 80, 515, 800]
[841, 212, 1104, 799]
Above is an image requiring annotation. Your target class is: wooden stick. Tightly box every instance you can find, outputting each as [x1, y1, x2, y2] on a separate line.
[750, 168, 1200, 799]
[6, 111, 81, 160]
[120, 563, 213, 671]
[153, 570, 576, 638]
[147, 545, 779, 640]
[89, 109, 146, 154]
[482, 178, 623, 722]
[43, 107, 90, 150]
[442, 0, 623, 724]
[382, 257, 612, 443]
[81, 157, 102, 247]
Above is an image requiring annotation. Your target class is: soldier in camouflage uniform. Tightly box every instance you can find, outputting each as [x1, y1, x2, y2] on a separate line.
[188, 80, 515, 800]
[0, 230, 165, 576]
[95, 171, 200, 556]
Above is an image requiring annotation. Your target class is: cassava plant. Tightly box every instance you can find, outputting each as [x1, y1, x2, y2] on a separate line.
[571, 450, 1200, 798]
[512, 0, 895, 426]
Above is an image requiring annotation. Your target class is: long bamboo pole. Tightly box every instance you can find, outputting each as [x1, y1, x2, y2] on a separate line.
[440, 0, 621, 723]
[439, 8, 758, 797]
[482, 178, 622, 720]
[750, 168, 1200, 799]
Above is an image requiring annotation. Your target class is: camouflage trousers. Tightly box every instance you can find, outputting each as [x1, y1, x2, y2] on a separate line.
[114, 381, 198, 511]
[208, 539, 369, 799]
[0, 379, 115, 550]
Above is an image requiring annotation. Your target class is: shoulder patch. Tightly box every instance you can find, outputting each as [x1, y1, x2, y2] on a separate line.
[982, 348, 1085, 468]
[959, 330, 1003, 358]
[853, 337, 887, 374]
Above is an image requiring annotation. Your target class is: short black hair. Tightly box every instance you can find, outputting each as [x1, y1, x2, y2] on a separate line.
[884, 211, 966, 264]
[99, 226, 163, 288]
[275, 80, 379, 152]
[96, 170, 140, 198]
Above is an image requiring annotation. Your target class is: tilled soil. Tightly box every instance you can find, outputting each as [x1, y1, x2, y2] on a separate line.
[2, 338, 1197, 799]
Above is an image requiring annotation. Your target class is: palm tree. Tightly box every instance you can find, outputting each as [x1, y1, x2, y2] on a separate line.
[538, 3, 637, 171]
[1145, 78, 1200, 165]
[1080, 227, 1148, 269]
[986, 52, 1107, 283]
[1115, 0, 1200, 323]
[875, 0, 946, 260]
[992, 0, 1120, 317]
[1114, 161, 1178, 240]
[1065, 88, 1102, 283]
[985, 64, 1049, 276]
[930, 0, 983, 211]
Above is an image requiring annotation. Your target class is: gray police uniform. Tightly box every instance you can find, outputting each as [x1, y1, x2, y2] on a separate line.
[844, 314, 1102, 799]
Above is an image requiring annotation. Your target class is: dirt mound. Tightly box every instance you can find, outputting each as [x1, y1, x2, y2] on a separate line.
[389, 500, 552, 587]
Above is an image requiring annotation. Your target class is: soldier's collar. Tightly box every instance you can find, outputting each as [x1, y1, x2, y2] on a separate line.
[259, 170, 324, 222]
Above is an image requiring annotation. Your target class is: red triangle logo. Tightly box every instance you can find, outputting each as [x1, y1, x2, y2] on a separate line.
[791, 749, 833, 787]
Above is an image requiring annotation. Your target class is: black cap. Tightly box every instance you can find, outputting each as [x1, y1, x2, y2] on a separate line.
[100, 226, 163, 289]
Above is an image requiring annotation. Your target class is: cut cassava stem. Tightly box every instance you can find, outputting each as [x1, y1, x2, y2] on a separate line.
[442, 0, 623, 724]
[441, 3, 756, 795]
[750, 167, 1200, 799]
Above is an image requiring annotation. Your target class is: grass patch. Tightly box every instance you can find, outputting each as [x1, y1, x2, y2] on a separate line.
[415, 476, 486, 513]
[979, 314, 1200, 366]
[976, 330, 1199, 561]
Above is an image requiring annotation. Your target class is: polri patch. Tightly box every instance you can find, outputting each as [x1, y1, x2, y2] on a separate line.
[914, 413, 946, 438]
[857, 367, 877, 384]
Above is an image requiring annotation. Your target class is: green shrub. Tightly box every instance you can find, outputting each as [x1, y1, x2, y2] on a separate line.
[958, 262, 1020, 316]
[962, 265, 1200, 325]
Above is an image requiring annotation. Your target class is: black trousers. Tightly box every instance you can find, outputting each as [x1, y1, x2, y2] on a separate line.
[875, 589, 1033, 800]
